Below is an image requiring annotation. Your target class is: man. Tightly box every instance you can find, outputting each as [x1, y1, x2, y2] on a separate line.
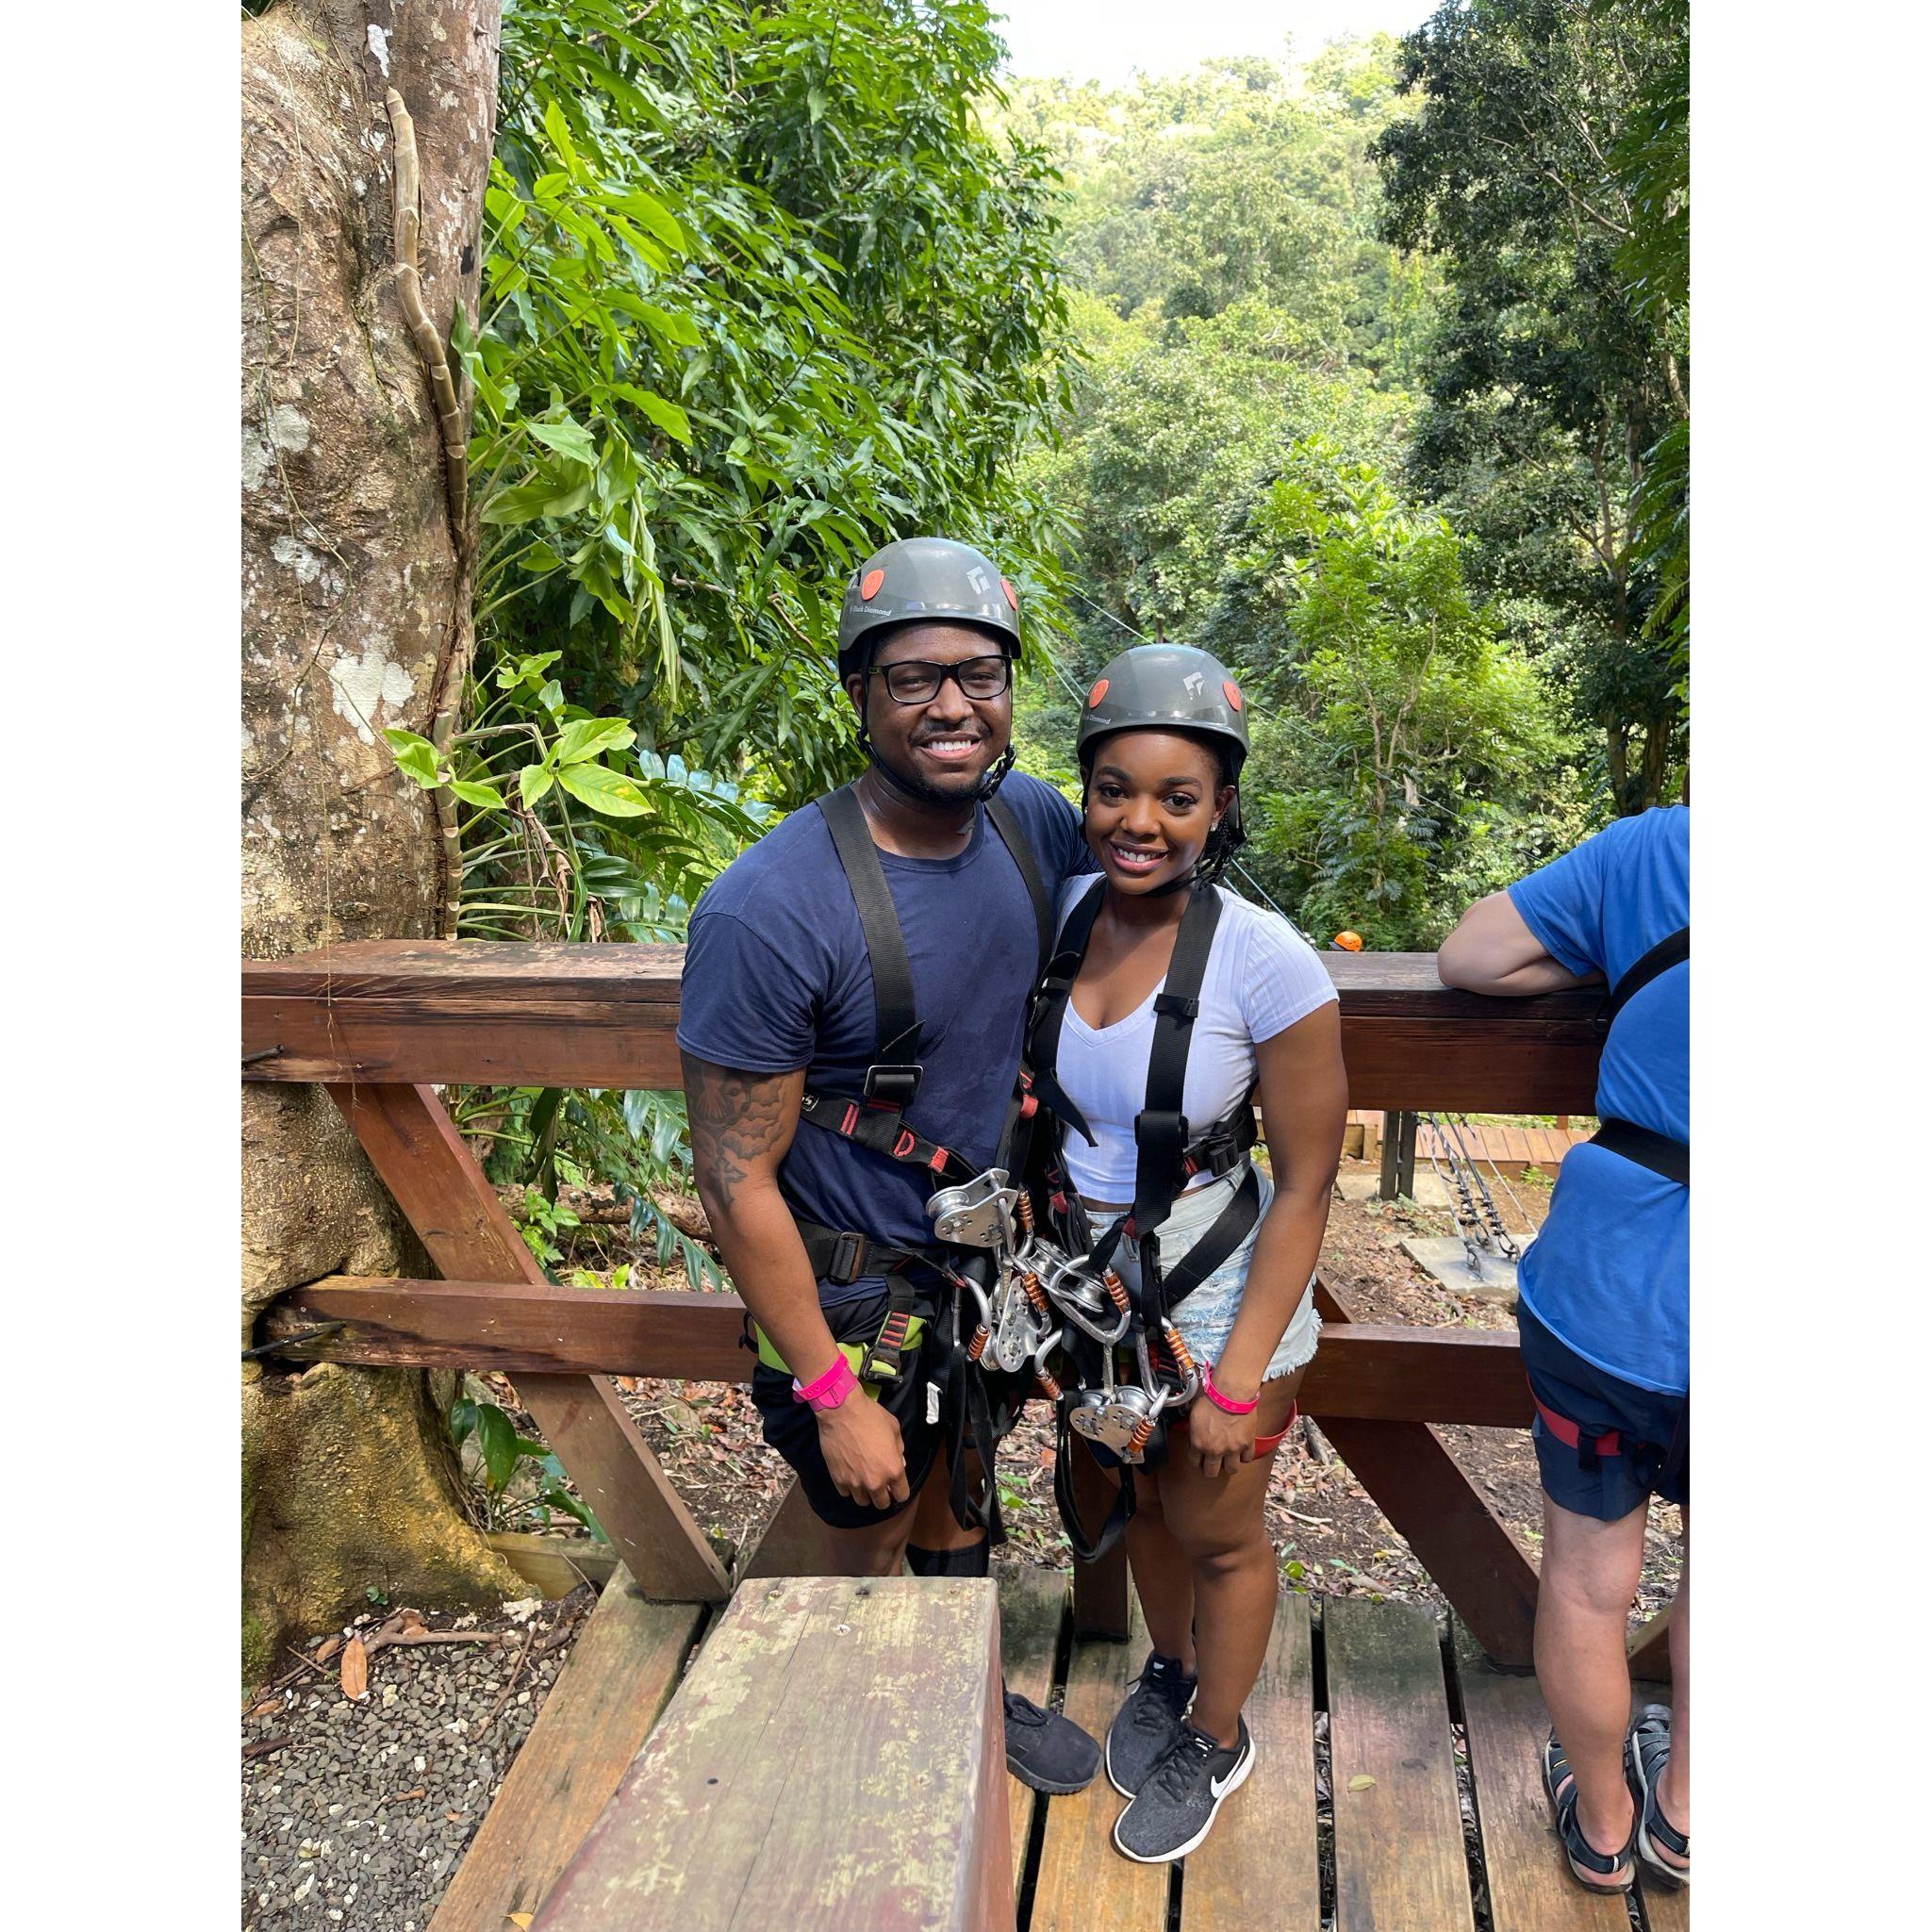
[677, 537, 1102, 1793]
[1438, 801, 1689, 1897]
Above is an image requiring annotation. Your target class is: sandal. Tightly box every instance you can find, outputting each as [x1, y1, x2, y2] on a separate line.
[1624, 1705, 1690, 1889]
[1542, 1728, 1636, 1893]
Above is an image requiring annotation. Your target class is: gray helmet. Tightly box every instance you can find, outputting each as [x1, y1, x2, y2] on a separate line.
[835, 537, 1021, 681]
[1077, 643, 1249, 774]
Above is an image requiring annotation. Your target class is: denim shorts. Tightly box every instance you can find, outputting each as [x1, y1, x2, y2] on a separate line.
[1113, 1167, 1319, 1385]
[1519, 1302, 1688, 1521]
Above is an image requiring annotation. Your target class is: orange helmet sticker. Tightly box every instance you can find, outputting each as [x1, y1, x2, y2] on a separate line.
[1223, 680, 1244, 710]
[1001, 576, 1019, 609]
[1088, 678, 1110, 708]
[860, 568, 885, 601]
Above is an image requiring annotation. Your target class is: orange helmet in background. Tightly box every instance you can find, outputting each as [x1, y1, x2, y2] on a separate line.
[1332, 931, 1364, 951]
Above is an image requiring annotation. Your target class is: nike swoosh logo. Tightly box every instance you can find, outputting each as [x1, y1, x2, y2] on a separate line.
[1211, 1763, 1240, 1797]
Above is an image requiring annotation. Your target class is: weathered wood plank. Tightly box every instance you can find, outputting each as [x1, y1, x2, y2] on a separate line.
[1311, 1275, 1541, 1666]
[429, 1569, 702, 1932]
[997, 1565, 1067, 1901]
[485, 1530, 619, 1599]
[1179, 1593, 1317, 1930]
[1327, 1597, 1475, 1932]
[535, 1576, 1015, 1932]
[265, 1279, 1536, 1424]
[1451, 1621, 1627, 1932]
[330, 1083, 730, 1604]
[1031, 1595, 1169, 1932]
[245, 942, 1604, 1112]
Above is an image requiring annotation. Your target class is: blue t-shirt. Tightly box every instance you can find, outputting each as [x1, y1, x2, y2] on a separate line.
[1511, 805, 1689, 1394]
[677, 773, 1094, 1307]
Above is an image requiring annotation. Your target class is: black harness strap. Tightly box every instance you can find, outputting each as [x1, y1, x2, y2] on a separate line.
[1131, 884, 1227, 1237]
[817, 784, 924, 1103]
[1588, 922, 1690, 1186]
[1590, 1117, 1689, 1186]
[1598, 923, 1689, 1033]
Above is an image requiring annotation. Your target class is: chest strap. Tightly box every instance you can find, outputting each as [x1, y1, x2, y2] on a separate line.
[1590, 921, 1690, 1184]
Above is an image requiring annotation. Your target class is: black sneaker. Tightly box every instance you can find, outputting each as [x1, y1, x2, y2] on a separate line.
[1105, 1651, 1198, 1797]
[1112, 1717, 1254, 1863]
[1004, 1683, 1101, 1794]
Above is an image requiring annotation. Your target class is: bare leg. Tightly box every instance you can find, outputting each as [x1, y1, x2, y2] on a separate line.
[1124, 1471, 1197, 1670]
[1152, 1373, 1303, 1747]
[907, 1437, 989, 1555]
[1536, 1494, 1646, 1856]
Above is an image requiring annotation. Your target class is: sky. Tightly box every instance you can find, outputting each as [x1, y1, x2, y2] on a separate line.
[992, 0, 1440, 85]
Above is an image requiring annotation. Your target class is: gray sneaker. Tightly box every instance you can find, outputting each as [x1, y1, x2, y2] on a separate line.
[1112, 1717, 1254, 1864]
[1105, 1650, 1198, 1797]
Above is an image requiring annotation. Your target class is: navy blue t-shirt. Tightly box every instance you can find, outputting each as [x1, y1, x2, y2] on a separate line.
[1511, 806, 1689, 1394]
[677, 773, 1094, 1308]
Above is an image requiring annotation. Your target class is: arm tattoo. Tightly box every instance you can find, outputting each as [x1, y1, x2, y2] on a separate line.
[680, 1051, 796, 1215]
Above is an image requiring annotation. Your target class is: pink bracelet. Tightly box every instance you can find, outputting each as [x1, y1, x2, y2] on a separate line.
[1201, 1362, 1260, 1415]
[793, 1354, 859, 1413]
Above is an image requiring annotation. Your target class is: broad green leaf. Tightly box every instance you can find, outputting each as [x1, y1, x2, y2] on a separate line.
[519, 765, 554, 807]
[449, 779, 507, 810]
[556, 761, 652, 817]
[611, 190, 685, 252]
[526, 417, 598, 466]
[555, 717, 637, 767]
[612, 385, 691, 444]
[383, 729, 441, 788]
[474, 1402, 519, 1493]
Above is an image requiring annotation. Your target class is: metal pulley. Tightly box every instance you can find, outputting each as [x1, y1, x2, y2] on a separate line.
[926, 1168, 1020, 1249]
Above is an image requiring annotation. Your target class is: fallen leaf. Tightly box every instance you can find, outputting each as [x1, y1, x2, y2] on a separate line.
[388, 1787, 427, 1803]
[507, 1915, 535, 1928]
[339, 1636, 369, 1700]
[315, 1636, 343, 1666]
[1347, 1774, 1378, 1792]
[398, 1609, 429, 1638]
[445, 1810, 469, 1823]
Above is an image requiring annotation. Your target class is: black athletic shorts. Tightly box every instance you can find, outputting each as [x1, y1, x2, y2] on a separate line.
[749, 1289, 948, 1529]
[1519, 1302, 1688, 1522]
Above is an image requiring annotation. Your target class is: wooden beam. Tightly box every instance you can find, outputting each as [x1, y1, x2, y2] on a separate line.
[1627, 1596, 1676, 1683]
[1310, 1273, 1541, 1667]
[329, 1083, 730, 1605]
[245, 940, 1603, 1112]
[264, 1277, 1536, 1425]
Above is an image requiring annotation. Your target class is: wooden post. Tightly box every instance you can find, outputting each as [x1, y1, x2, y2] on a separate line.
[1066, 1436, 1131, 1640]
[1309, 1274, 1539, 1666]
[1379, 1110, 1417, 1199]
[330, 1083, 731, 1604]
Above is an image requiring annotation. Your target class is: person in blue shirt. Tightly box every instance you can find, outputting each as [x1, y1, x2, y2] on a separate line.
[678, 537, 1101, 1795]
[1438, 803, 1689, 1899]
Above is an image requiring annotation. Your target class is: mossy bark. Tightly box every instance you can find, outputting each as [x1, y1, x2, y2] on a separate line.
[240, 0, 514, 1687]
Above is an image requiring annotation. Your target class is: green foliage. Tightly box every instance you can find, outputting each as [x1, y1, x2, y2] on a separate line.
[1219, 439, 1581, 946]
[451, 1395, 608, 1539]
[1373, 0, 1689, 809]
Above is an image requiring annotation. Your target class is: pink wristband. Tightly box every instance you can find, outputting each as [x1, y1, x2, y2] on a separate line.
[793, 1354, 859, 1412]
[1201, 1362, 1260, 1415]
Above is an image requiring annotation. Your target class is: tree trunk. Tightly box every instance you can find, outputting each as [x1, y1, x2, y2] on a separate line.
[240, 0, 516, 1687]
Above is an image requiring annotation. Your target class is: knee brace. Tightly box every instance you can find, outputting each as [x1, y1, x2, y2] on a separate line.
[906, 1540, 990, 1579]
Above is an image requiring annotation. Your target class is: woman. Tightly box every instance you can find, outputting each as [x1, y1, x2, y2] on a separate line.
[1030, 643, 1347, 1864]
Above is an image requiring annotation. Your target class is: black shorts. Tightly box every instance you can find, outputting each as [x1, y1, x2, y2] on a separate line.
[749, 1290, 949, 1529]
[1519, 1303, 1688, 1522]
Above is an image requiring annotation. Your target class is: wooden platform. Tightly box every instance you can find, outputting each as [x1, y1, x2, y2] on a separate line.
[449, 1567, 1686, 1932]
[1346, 1111, 1593, 1177]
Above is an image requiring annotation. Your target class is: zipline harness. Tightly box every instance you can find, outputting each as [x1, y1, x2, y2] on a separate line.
[1587, 924, 1690, 1186]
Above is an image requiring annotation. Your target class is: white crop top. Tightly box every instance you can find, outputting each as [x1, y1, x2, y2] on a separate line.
[1050, 878, 1339, 1204]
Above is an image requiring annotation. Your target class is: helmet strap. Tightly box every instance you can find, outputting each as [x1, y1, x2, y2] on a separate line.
[856, 725, 1015, 809]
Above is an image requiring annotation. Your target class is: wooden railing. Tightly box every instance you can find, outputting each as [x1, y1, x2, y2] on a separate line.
[243, 941, 1651, 1671]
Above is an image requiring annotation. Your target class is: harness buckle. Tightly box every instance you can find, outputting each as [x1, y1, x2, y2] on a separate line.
[826, 1231, 870, 1285]
[864, 1063, 923, 1108]
[1152, 992, 1200, 1019]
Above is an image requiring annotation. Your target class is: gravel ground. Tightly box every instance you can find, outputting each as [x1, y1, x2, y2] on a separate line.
[241, 1594, 589, 1931]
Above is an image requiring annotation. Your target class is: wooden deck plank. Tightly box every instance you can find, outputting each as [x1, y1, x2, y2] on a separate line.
[1451, 1622, 1628, 1932]
[536, 1576, 1013, 1932]
[429, 1568, 703, 1932]
[1030, 1595, 1169, 1932]
[998, 1566, 1068, 1901]
[1498, 1125, 1533, 1164]
[1178, 1593, 1318, 1931]
[1327, 1597, 1475, 1932]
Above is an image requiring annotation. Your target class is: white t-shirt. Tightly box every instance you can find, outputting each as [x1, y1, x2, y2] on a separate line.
[1049, 878, 1339, 1204]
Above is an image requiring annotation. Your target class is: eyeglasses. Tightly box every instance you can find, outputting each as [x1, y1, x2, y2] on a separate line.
[866, 654, 1012, 704]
